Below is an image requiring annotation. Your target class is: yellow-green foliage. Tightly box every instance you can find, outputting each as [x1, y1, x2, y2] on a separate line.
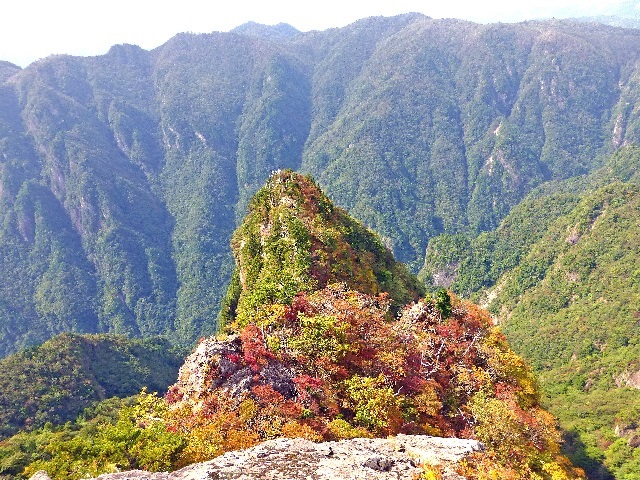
[22, 391, 184, 479]
[289, 313, 352, 364]
[1, 393, 184, 480]
[325, 418, 371, 440]
[420, 463, 444, 479]
[220, 170, 424, 328]
[344, 374, 404, 431]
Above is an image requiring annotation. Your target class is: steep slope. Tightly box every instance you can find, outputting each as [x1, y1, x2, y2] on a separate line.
[0, 333, 183, 439]
[418, 192, 582, 296]
[7, 172, 582, 479]
[420, 146, 640, 293]
[421, 147, 640, 478]
[218, 170, 424, 327]
[3, 15, 640, 353]
[490, 182, 640, 479]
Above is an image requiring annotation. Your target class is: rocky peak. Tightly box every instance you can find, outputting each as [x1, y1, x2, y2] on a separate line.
[219, 170, 424, 327]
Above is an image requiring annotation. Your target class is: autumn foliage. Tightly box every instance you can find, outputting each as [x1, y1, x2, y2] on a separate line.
[12, 172, 583, 479]
[157, 172, 583, 478]
[161, 284, 583, 478]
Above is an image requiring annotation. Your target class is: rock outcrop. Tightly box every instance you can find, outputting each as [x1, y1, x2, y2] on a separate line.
[28, 472, 52, 480]
[85, 435, 484, 480]
[167, 335, 298, 409]
[166, 335, 245, 404]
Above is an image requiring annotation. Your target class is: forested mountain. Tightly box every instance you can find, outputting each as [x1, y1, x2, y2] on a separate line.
[3, 14, 640, 354]
[0, 172, 583, 479]
[421, 146, 640, 478]
[0, 333, 183, 439]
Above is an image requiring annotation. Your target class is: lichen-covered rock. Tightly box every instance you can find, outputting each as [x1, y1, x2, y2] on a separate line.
[166, 335, 246, 404]
[88, 435, 484, 479]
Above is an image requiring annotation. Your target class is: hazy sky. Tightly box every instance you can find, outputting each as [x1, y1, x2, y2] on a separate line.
[2, 0, 639, 67]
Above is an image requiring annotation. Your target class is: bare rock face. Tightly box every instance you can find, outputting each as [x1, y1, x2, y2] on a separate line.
[87, 435, 484, 479]
[615, 368, 640, 390]
[614, 421, 640, 447]
[166, 335, 245, 403]
[167, 335, 296, 407]
[28, 472, 52, 480]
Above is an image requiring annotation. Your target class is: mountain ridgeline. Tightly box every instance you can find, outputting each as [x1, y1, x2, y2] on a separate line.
[2, 15, 640, 353]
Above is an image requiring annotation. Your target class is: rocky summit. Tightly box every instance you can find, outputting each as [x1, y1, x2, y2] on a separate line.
[15, 172, 583, 479]
[80, 435, 484, 480]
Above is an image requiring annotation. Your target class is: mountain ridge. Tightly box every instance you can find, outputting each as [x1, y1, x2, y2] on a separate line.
[231, 22, 301, 40]
[2, 14, 640, 356]
[0, 333, 183, 439]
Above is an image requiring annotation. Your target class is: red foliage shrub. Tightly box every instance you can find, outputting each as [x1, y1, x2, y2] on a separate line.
[164, 385, 184, 404]
[241, 325, 274, 372]
[252, 384, 285, 406]
[226, 353, 242, 364]
[293, 375, 324, 399]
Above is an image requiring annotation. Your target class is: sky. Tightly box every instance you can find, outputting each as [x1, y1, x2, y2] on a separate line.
[2, 0, 639, 68]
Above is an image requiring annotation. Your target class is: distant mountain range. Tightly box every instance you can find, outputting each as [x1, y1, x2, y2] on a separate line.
[578, 16, 640, 29]
[3, 14, 640, 356]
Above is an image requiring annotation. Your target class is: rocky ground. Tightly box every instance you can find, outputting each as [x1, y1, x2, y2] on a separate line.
[30, 434, 484, 480]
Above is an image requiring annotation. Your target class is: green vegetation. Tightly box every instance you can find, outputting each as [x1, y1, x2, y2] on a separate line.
[0, 394, 184, 480]
[422, 147, 640, 479]
[0, 174, 583, 479]
[492, 181, 640, 479]
[419, 193, 582, 297]
[2, 17, 640, 354]
[0, 333, 183, 439]
[221, 170, 423, 327]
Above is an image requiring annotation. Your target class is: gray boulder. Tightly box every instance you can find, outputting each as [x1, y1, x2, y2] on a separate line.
[87, 434, 484, 479]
